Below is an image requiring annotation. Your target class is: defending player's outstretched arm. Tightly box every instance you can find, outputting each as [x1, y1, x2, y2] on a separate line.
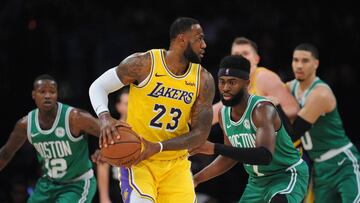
[192, 109, 237, 187]
[161, 68, 215, 151]
[213, 102, 278, 164]
[193, 101, 280, 165]
[0, 116, 28, 171]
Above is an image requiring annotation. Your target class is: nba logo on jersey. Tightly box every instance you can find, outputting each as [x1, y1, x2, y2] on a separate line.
[55, 127, 65, 138]
[244, 119, 251, 130]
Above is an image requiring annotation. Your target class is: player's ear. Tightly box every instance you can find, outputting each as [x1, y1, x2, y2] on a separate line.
[177, 33, 186, 46]
[245, 79, 251, 88]
[255, 54, 260, 65]
[31, 90, 35, 100]
[314, 59, 319, 70]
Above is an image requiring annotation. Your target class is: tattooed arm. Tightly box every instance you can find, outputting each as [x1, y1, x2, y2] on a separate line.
[89, 52, 151, 147]
[193, 106, 237, 187]
[161, 68, 216, 150]
[0, 117, 28, 171]
[115, 52, 152, 85]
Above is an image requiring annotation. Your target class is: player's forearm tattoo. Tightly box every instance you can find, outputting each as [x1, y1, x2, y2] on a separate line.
[191, 70, 215, 129]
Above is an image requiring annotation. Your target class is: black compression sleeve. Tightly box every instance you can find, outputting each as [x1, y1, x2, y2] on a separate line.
[291, 116, 312, 141]
[275, 104, 293, 134]
[214, 144, 273, 165]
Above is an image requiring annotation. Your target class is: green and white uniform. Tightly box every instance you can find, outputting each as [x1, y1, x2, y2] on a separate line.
[26, 103, 96, 203]
[222, 95, 309, 203]
[290, 77, 360, 203]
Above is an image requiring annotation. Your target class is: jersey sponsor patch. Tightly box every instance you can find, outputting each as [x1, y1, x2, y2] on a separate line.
[185, 81, 195, 86]
[244, 119, 251, 130]
[55, 127, 66, 138]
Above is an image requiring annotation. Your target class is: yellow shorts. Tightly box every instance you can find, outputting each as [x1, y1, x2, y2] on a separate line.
[119, 156, 196, 203]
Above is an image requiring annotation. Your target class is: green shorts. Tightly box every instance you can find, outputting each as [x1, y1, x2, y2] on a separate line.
[27, 176, 96, 203]
[313, 146, 360, 203]
[239, 159, 309, 203]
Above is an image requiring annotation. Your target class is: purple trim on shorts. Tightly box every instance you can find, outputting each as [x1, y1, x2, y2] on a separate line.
[120, 167, 155, 202]
[120, 167, 132, 203]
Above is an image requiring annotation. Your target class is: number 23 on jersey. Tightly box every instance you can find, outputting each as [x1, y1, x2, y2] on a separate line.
[150, 104, 182, 132]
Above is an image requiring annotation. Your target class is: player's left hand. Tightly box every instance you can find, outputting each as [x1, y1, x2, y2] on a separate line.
[189, 141, 215, 156]
[133, 138, 161, 165]
[91, 149, 107, 164]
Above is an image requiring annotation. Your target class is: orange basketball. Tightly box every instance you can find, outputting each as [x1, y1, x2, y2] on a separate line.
[100, 126, 142, 167]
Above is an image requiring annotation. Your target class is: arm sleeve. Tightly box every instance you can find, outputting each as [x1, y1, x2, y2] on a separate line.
[275, 104, 312, 141]
[290, 116, 312, 141]
[275, 104, 293, 134]
[89, 67, 124, 116]
[214, 144, 273, 165]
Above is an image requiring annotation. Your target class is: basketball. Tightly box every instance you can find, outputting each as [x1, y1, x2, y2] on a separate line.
[100, 126, 142, 167]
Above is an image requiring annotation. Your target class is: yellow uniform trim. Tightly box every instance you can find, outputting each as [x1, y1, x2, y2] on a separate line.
[160, 49, 192, 79]
[127, 168, 155, 202]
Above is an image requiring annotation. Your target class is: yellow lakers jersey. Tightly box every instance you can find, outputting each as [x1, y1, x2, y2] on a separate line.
[127, 49, 201, 160]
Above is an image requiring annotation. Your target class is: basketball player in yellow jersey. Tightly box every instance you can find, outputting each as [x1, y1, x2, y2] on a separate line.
[89, 17, 215, 203]
[212, 37, 299, 125]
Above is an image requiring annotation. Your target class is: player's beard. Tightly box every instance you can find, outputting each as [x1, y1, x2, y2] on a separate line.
[221, 88, 246, 107]
[184, 43, 201, 63]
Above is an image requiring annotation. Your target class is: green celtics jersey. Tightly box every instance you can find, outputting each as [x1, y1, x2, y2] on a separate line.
[221, 95, 301, 177]
[27, 102, 92, 182]
[290, 77, 350, 160]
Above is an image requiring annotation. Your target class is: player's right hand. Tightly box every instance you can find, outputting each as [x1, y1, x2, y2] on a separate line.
[193, 180, 199, 188]
[133, 137, 161, 165]
[98, 112, 130, 148]
[193, 174, 200, 188]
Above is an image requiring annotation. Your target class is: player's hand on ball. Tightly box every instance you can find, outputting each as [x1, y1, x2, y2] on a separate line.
[98, 112, 130, 148]
[189, 141, 215, 156]
[134, 138, 161, 165]
[91, 149, 106, 164]
[193, 175, 200, 188]
[193, 181, 199, 188]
